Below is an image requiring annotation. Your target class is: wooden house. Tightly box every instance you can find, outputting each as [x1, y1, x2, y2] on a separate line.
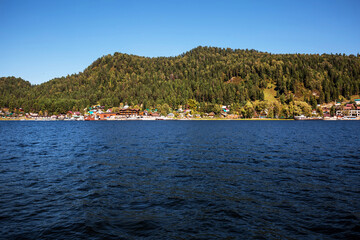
[118, 109, 140, 117]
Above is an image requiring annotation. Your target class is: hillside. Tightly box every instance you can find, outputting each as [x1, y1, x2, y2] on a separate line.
[1, 46, 360, 114]
[0, 76, 32, 109]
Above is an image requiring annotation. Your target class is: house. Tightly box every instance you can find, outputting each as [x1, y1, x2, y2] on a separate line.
[150, 112, 160, 117]
[259, 113, 267, 119]
[209, 112, 215, 118]
[336, 105, 360, 118]
[118, 108, 139, 117]
[227, 114, 239, 119]
[97, 113, 117, 120]
[349, 109, 360, 117]
[91, 105, 104, 110]
[355, 99, 360, 105]
[322, 107, 330, 114]
[222, 106, 230, 113]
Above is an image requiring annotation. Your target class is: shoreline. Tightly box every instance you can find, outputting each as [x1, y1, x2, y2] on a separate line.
[1, 117, 358, 121]
[1, 118, 293, 121]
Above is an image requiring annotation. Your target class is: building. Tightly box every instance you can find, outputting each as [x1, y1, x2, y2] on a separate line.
[118, 109, 139, 117]
[97, 113, 117, 120]
[336, 106, 360, 118]
[150, 112, 160, 117]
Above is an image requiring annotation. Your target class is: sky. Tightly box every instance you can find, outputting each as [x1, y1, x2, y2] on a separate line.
[0, 0, 359, 84]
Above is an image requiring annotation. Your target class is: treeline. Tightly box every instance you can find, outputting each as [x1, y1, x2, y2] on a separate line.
[1, 46, 360, 114]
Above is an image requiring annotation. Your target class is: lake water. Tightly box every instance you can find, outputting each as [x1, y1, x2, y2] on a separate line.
[0, 120, 359, 239]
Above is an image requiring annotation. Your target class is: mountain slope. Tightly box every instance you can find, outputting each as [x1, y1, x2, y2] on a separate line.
[1, 46, 360, 114]
[0, 76, 31, 109]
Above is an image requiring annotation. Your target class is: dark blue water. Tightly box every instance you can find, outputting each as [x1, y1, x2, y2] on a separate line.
[0, 121, 359, 239]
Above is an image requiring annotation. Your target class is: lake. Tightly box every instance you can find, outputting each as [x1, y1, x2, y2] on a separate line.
[0, 120, 359, 239]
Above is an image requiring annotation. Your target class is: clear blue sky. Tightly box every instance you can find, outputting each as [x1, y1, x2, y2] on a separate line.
[1, 0, 359, 84]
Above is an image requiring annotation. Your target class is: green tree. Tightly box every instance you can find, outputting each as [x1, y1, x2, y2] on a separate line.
[330, 106, 336, 117]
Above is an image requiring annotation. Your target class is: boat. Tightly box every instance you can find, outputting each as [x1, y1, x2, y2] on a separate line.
[340, 116, 357, 120]
[323, 116, 338, 120]
[294, 115, 323, 120]
[294, 115, 307, 120]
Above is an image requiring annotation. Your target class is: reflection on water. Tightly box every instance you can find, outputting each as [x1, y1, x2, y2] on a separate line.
[0, 121, 359, 239]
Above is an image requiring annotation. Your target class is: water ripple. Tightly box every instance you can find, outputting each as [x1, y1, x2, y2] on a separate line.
[0, 121, 359, 239]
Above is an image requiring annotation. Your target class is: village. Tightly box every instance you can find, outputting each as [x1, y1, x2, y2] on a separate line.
[1, 99, 360, 121]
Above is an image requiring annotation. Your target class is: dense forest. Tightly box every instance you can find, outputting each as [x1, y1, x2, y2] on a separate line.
[1, 46, 360, 117]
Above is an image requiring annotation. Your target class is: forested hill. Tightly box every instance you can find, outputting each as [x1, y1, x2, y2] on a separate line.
[1, 46, 360, 114]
